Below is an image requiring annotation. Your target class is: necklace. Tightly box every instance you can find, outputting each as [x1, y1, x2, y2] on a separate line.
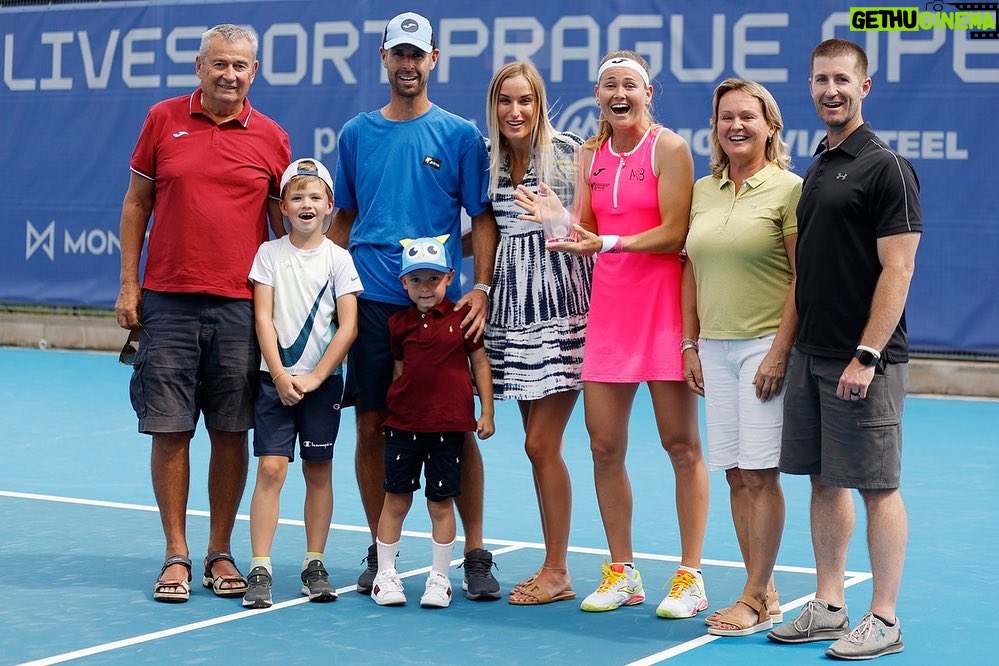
[612, 126, 652, 167]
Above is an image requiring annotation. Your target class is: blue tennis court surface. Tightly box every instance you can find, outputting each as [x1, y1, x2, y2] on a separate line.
[1, 347, 996, 664]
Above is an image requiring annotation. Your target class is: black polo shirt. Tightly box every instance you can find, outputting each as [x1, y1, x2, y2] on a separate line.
[795, 122, 922, 362]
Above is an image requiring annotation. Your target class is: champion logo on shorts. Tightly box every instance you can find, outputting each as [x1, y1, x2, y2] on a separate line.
[423, 155, 441, 170]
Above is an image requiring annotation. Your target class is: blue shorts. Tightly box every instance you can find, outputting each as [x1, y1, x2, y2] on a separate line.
[383, 428, 463, 502]
[129, 290, 258, 434]
[780, 348, 908, 489]
[252, 373, 344, 461]
[343, 298, 407, 411]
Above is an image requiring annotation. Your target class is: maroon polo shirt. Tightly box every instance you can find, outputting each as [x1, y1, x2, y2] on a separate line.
[384, 298, 482, 433]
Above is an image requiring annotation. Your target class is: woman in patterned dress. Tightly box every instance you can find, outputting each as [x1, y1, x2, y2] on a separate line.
[483, 61, 593, 605]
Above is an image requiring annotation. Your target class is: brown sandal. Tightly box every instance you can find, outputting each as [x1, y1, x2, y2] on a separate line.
[202, 551, 248, 597]
[153, 554, 192, 603]
[508, 579, 576, 605]
[509, 574, 537, 595]
[707, 594, 772, 637]
[706, 588, 782, 625]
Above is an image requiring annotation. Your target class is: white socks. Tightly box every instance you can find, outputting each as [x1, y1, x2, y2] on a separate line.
[376, 538, 400, 574]
[432, 538, 455, 576]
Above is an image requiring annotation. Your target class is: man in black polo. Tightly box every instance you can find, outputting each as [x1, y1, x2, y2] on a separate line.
[767, 38, 921, 661]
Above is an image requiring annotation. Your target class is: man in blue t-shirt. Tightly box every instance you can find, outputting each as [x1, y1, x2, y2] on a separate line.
[330, 11, 500, 601]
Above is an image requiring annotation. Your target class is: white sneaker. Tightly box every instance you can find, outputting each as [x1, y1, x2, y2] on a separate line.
[420, 570, 453, 608]
[371, 568, 406, 606]
[580, 562, 645, 612]
[656, 567, 708, 618]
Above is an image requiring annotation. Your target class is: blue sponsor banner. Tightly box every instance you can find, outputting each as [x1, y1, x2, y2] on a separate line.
[1, 0, 997, 353]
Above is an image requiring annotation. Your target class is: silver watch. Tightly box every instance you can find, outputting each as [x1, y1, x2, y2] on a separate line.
[473, 283, 492, 296]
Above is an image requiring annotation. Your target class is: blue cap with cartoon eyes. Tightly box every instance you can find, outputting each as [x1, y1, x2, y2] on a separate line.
[398, 234, 452, 277]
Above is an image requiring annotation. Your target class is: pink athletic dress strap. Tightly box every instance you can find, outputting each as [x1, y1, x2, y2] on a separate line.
[582, 126, 685, 382]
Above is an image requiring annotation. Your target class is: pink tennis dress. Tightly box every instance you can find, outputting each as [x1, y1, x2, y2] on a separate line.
[581, 127, 684, 382]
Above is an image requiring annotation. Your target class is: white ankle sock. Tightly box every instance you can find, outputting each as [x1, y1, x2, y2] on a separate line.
[431, 538, 454, 576]
[376, 538, 399, 574]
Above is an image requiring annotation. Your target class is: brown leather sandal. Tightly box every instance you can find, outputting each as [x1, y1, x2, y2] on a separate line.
[707, 594, 773, 637]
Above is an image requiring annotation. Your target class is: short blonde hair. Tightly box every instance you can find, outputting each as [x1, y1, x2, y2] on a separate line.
[708, 78, 791, 178]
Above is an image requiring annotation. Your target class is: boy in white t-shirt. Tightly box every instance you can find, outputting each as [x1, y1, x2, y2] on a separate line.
[243, 158, 363, 608]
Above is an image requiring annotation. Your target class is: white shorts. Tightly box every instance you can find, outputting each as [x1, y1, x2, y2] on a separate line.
[699, 335, 784, 471]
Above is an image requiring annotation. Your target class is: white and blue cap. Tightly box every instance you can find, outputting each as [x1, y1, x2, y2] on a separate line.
[382, 12, 435, 53]
[398, 234, 452, 277]
[279, 158, 334, 234]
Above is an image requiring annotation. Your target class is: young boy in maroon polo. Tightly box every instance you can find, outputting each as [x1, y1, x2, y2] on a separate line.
[370, 235, 495, 609]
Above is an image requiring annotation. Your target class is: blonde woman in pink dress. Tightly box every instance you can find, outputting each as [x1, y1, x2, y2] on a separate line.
[545, 50, 709, 618]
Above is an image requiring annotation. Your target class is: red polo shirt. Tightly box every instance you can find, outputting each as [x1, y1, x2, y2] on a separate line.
[385, 299, 482, 433]
[130, 91, 291, 299]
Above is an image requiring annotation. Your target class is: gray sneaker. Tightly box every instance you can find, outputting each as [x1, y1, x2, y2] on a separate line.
[356, 544, 378, 595]
[460, 548, 501, 600]
[242, 566, 273, 609]
[301, 559, 338, 603]
[767, 599, 850, 643]
[826, 612, 903, 660]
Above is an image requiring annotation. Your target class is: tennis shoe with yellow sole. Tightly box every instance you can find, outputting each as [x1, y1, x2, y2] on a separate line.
[656, 567, 708, 618]
[580, 562, 645, 612]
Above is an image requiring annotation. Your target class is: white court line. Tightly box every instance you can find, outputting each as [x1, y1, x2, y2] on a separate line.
[627, 573, 874, 665]
[1, 490, 530, 666]
[13, 542, 528, 666]
[1, 490, 863, 576]
[3, 490, 873, 665]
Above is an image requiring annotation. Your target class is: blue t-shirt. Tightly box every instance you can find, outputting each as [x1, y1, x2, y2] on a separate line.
[334, 104, 490, 306]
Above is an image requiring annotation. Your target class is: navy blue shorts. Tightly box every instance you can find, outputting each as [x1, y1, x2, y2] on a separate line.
[781, 348, 908, 489]
[343, 298, 407, 411]
[383, 428, 463, 502]
[253, 372, 345, 461]
[129, 290, 258, 434]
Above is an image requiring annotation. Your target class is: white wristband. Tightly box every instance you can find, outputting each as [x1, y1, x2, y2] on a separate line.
[599, 234, 622, 254]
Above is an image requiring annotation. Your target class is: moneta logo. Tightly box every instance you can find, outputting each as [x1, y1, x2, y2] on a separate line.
[26, 220, 55, 260]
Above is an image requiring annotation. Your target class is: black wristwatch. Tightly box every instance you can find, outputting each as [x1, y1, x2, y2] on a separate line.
[854, 347, 881, 367]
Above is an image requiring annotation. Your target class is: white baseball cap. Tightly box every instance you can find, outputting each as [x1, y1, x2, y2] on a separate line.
[279, 158, 334, 233]
[382, 12, 435, 53]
